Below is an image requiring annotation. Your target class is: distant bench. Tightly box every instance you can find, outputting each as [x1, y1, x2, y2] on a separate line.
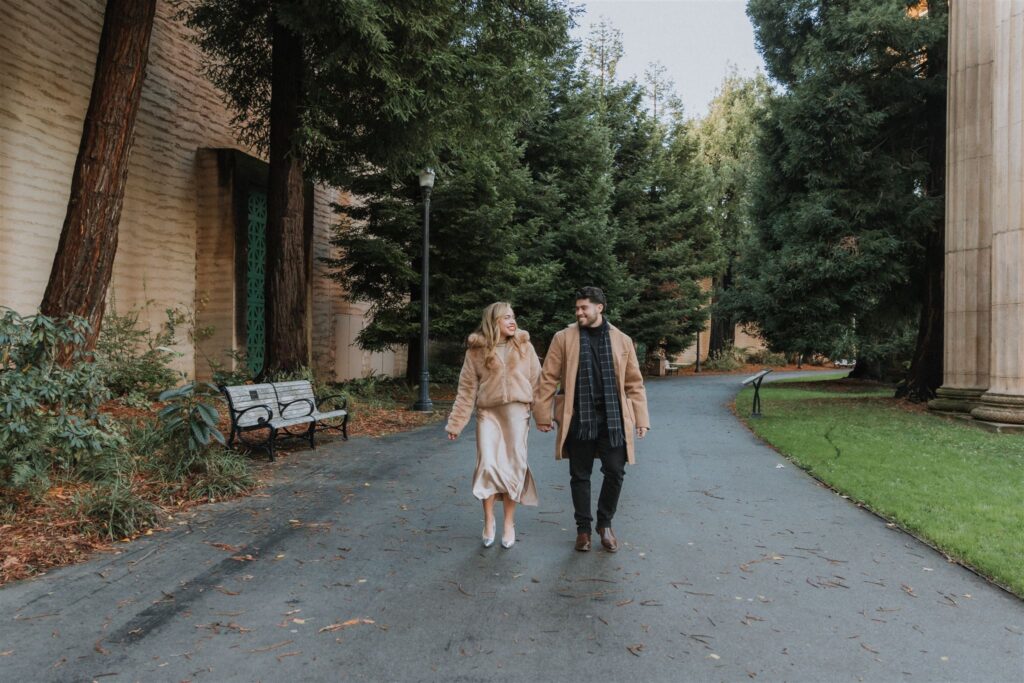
[220, 380, 349, 461]
[665, 362, 684, 376]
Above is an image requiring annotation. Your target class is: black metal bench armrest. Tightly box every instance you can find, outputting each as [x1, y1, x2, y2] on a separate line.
[234, 404, 273, 426]
[316, 393, 348, 411]
[279, 398, 315, 417]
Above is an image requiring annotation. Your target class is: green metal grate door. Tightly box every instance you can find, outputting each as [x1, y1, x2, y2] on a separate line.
[246, 190, 267, 377]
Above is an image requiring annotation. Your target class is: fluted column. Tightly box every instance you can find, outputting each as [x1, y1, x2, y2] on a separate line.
[930, 1, 994, 413]
[972, 0, 1024, 424]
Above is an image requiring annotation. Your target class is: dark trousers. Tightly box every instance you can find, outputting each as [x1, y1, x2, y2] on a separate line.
[566, 421, 627, 533]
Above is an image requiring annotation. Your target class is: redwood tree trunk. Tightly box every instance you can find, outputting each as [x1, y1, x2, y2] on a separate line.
[901, 4, 947, 401]
[707, 265, 735, 356]
[263, 13, 309, 375]
[39, 0, 157, 348]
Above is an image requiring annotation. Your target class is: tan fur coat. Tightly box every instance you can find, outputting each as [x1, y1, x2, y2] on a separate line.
[445, 329, 542, 436]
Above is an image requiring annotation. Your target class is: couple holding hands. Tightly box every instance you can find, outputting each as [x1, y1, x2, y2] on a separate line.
[445, 287, 650, 552]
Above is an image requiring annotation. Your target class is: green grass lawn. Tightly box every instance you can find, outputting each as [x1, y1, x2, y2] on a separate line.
[737, 377, 1024, 597]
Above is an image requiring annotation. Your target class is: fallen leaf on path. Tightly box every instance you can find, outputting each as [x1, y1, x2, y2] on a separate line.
[861, 643, 880, 655]
[626, 643, 645, 656]
[230, 554, 255, 562]
[319, 618, 376, 633]
[215, 585, 240, 596]
[93, 639, 109, 655]
[0, 650, 13, 656]
[276, 651, 302, 662]
[207, 542, 241, 553]
[248, 640, 293, 653]
[901, 583, 918, 598]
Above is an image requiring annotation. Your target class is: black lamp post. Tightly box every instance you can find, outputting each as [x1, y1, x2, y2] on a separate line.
[412, 168, 435, 412]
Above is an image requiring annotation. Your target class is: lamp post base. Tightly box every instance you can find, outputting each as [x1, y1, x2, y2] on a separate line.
[413, 372, 433, 412]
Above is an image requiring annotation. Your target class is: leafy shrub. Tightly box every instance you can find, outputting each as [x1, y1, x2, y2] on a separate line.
[703, 345, 746, 371]
[95, 303, 183, 402]
[0, 309, 123, 493]
[428, 363, 461, 385]
[157, 382, 226, 474]
[75, 481, 158, 540]
[207, 349, 257, 387]
[745, 348, 787, 366]
[155, 381, 252, 499]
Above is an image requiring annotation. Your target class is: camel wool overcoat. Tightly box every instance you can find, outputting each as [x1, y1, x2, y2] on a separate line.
[533, 322, 650, 464]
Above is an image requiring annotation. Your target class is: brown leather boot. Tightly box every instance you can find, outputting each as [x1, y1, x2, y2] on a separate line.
[574, 532, 592, 552]
[596, 527, 618, 552]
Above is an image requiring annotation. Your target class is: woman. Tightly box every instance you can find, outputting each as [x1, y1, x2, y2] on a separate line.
[446, 302, 541, 549]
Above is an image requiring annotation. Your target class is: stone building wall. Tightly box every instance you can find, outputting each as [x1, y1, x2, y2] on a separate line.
[0, 0, 403, 381]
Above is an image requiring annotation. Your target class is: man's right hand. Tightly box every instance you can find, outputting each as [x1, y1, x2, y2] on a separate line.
[536, 423, 553, 433]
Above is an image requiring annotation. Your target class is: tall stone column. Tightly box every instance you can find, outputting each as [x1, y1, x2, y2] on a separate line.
[930, 1, 993, 413]
[971, 0, 1024, 424]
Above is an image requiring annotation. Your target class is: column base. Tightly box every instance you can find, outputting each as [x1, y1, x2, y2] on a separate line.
[928, 386, 985, 414]
[970, 392, 1024, 425]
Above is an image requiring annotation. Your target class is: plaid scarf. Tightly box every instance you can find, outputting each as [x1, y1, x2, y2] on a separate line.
[574, 320, 625, 448]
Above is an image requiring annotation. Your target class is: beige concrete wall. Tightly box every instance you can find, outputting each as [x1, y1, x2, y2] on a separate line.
[193, 149, 237, 378]
[0, 0, 246, 377]
[1, 0, 402, 382]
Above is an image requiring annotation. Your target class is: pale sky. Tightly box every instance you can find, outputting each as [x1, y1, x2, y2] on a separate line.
[571, 0, 767, 119]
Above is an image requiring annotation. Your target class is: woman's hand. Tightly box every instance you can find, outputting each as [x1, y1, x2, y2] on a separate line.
[447, 431, 458, 441]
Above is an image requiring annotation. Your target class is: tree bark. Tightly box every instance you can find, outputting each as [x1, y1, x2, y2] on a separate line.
[707, 265, 735, 356]
[39, 0, 157, 349]
[263, 12, 309, 375]
[849, 356, 881, 381]
[900, 4, 947, 401]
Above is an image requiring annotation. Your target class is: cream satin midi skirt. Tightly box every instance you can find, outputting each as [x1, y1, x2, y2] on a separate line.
[473, 401, 538, 505]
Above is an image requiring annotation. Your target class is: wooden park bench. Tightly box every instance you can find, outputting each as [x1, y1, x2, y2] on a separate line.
[220, 380, 349, 461]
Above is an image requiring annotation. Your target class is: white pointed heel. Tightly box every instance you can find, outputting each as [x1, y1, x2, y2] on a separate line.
[482, 520, 495, 548]
[501, 526, 516, 549]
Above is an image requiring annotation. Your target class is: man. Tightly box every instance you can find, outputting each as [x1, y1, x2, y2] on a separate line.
[534, 287, 650, 552]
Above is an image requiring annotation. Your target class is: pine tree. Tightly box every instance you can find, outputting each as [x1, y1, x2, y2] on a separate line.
[601, 78, 720, 362]
[180, 0, 570, 373]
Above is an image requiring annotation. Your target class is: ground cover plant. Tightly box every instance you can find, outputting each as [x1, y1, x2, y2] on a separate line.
[737, 375, 1024, 597]
[0, 312, 451, 585]
[0, 311, 255, 584]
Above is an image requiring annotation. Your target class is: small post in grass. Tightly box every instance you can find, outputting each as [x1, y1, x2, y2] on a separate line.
[742, 368, 773, 418]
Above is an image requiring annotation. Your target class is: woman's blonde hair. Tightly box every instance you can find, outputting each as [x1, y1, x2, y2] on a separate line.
[476, 301, 518, 368]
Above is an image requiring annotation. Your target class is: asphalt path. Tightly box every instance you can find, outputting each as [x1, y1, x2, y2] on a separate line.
[1, 372, 1022, 682]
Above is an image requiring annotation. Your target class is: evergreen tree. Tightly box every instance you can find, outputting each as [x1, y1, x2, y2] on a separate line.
[693, 71, 771, 356]
[601, 78, 720, 362]
[514, 50, 629, 348]
[180, 0, 570, 373]
[324, 130, 548, 376]
[733, 0, 946, 394]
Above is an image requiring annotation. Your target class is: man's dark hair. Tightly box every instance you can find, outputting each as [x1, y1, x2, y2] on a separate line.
[574, 286, 607, 307]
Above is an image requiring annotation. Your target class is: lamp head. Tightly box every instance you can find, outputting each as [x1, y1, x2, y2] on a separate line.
[418, 168, 436, 189]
